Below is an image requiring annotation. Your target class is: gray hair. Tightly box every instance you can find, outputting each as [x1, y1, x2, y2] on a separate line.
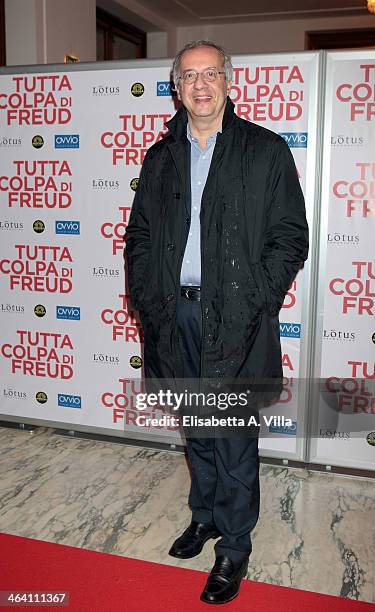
[172, 40, 233, 88]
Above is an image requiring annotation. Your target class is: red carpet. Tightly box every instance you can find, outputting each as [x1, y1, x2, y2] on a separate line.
[0, 533, 373, 611]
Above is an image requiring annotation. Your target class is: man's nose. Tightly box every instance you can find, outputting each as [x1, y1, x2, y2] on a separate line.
[193, 73, 205, 88]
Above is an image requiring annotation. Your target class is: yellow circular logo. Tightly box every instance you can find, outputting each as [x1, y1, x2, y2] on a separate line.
[131, 82, 144, 97]
[366, 432, 375, 447]
[32, 135, 44, 149]
[130, 178, 139, 191]
[36, 391, 48, 404]
[33, 219, 45, 233]
[130, 355, 142, 369]
[34, 304, 46, 317]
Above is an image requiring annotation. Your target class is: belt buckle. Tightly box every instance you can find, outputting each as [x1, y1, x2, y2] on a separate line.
[186, 288, 194, 300]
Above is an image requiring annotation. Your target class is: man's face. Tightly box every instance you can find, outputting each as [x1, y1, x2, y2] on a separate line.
[176, 46, 230, 123]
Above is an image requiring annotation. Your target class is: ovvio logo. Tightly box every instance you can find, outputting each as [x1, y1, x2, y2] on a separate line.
[157, 81, 173, 96]
[56, 305, 81, 320]
[55, 220, 80, 235]
[279, 322, 301, 338]
[58, 394, 82, 409]
[279, 132, 308, 148]
[269, 420, 297, 435]
[55, 134, 80, 149]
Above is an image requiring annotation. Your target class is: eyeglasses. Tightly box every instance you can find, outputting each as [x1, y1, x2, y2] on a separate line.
[178, 68, 226, 85]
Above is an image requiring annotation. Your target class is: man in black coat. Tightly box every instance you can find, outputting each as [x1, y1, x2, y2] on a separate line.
[126, 40, 308, 604]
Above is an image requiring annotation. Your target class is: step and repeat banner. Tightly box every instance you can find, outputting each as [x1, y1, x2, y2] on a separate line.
[233, 53, 319, 458]
[0, 51, 319, 460]
[310, 51, 375, 470]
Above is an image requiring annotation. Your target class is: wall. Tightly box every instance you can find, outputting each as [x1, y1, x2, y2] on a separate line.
[176, 14, 375, 55]
[5, 0, 96, 66]
[5, 0, 41, 65]
[45, 0, 96, 64]
[146, 31, 168, 58]
[4, 2, 375, 67]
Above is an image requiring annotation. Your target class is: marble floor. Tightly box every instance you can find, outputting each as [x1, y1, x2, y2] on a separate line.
[0, 425, 374, 605]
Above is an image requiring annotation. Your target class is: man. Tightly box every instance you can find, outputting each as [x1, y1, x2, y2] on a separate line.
[126, 40, 308, 604]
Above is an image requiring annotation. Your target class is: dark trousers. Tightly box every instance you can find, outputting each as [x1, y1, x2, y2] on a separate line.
[176, 296, 260, 563]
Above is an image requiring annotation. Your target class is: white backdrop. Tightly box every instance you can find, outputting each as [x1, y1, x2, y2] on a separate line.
[0, 52, 320, 460]
[310, 51, 375, 471]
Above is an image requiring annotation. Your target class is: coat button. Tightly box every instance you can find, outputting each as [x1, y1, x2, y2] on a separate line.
[167, 243, 175, 251]
[166, 293, 174, 302]
[185, 217, 190, 224]
[173, 193, 181, 199]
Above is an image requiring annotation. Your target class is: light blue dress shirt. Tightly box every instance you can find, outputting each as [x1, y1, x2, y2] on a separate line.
[180, 124, 220, 287]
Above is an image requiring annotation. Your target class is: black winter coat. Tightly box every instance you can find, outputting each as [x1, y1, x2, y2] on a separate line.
[126, 98, 308, 398]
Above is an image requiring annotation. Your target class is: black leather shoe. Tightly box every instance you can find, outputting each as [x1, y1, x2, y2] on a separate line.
[200, 555, 249, 604]
[168, 521, 220, 559]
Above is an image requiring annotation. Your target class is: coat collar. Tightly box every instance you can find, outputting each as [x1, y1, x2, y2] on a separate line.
[165, 96, 236, 141]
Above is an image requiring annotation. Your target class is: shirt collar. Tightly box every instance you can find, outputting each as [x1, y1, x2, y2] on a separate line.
[186, 123, 221, 145]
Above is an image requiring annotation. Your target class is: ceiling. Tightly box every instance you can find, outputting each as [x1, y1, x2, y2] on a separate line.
[128, 0, 368, 25]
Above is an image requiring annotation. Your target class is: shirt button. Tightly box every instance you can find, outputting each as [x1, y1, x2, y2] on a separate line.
[193, 206, 197, 211]
[198, 181, 201, 186]
[202, 155, 206, 159]
[186, 260, 190, 264]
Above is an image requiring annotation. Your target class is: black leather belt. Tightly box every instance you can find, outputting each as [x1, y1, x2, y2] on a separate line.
[181, 286, 201, 301]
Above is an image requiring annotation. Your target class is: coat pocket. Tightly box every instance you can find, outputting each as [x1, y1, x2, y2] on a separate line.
[249, 263, 269, 313]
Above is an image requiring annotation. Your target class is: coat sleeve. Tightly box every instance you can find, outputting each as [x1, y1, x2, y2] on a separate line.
[255, 137, 309, 315]
[125, 153, 152, 311]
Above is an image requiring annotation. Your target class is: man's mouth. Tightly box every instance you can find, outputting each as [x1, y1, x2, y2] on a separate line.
[193, 96, 212, 102]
